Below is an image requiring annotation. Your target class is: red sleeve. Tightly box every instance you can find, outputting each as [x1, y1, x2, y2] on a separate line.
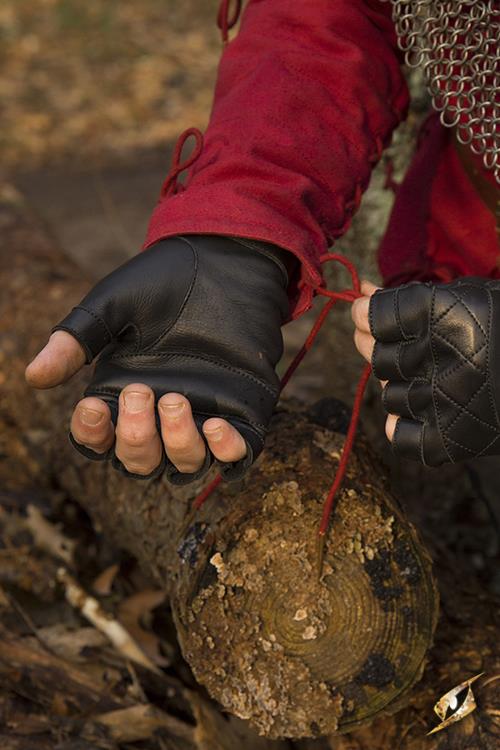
[144, 0, 409, 318]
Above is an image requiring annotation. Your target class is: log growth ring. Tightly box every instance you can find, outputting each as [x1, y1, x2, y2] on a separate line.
[173, 411, 439, 739]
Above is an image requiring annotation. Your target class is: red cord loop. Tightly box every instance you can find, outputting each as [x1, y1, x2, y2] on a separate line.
[160, 128, 204, 199]
[217, 0, 242, 44]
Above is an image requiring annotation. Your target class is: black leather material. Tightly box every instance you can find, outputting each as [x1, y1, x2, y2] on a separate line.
[369, 278, 500, 466]
[53, 234, 290, 482]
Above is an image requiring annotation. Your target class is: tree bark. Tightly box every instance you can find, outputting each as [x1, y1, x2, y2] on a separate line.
[0, 187, 498, 747]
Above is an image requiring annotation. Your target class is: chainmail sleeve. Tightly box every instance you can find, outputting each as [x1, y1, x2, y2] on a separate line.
[381, 0, 499, 186]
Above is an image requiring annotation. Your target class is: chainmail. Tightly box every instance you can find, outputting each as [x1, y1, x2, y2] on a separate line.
[382, 0, 500, 186]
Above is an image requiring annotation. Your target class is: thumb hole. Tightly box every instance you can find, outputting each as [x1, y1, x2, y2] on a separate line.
[25, 330, 87, 389]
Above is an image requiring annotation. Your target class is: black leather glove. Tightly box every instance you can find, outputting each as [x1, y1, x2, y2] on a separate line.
[54, 235, 290, 483]
[369, 277, 500, 466]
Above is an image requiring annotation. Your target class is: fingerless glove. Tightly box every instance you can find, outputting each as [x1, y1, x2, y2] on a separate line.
[370, 278, 500, 466]
[54, 235, 290, 483]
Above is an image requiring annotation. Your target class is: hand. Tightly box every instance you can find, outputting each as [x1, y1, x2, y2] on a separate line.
[353, 277, 500, 466]
[25, 235, 290, 483]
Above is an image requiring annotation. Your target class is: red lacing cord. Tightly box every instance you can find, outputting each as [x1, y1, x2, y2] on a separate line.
[217, 0, 242, 44]
[187, 252, 372, 579]
[160, 128, 204, 199]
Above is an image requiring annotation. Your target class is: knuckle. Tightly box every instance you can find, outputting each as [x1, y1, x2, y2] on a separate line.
[116, 425, 155, 447]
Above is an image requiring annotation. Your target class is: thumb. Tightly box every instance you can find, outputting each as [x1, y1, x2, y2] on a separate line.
[25, 330, 87, 389]
[360, 279, 381, 297]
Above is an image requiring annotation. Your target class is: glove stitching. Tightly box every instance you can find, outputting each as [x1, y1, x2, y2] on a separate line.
[75, 305, 113, 344]
[474, 433, 500, 459]
[419, 418, 427, 465]
[140, 236, 199, 355]
[442, 431, 493, 458]
[396, 340, 410, 381]
[447, 286, 488, 338]
[430, 286, 454, 464]
[395, 286, 408, 341]
[109, 350, 279, 398]
[430, 299, 460, 328]
[432, 330, 487, 375]
[484, 287, 500, 434]
[405, 381, 417, 421]
[369, 289, 392, 339]
[230, 237, 289, 287]
[435, 382, 498, 433]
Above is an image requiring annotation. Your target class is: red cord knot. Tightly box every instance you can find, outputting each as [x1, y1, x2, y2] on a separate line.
[217, 0, 242, 44]
[160, 127, 204, 199]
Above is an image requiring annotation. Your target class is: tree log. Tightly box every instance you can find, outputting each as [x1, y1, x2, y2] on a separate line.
[0, 187, 498, 747]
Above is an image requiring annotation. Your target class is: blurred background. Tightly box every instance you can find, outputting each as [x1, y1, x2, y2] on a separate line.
[0, 0, 429, 404]
[1, 0, 222, 271]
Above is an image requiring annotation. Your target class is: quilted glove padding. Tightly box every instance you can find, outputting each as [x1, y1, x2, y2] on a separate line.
[369, 278, 500, 466]
[53, 235, 289, 483]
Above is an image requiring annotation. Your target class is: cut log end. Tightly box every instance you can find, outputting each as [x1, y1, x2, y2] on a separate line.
[173, 407, 439, 738]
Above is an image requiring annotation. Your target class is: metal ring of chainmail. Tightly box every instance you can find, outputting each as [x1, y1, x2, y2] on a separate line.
[381, 0, 499, 189]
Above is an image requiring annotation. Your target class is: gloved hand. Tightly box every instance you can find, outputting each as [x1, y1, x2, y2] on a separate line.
[26, 235, 291, 483]
[352, 277, 500, 466]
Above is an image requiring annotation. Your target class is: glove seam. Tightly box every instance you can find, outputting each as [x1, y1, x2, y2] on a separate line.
[429, 286, 454, 464]
[435, 382, 497, 432]
[485, 287, 500, 437]
[140, 236, 199, 355]
[432, 330, 486, 376]
[108, 350, 279, 398]
[229, 236, 289, 287]
[75, 305, 113, 344]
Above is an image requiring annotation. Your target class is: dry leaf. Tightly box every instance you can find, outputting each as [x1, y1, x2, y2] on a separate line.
[92, 563, 120, 596]
[37, 624, 108, 661]
[25, 504, 75, 564]
[85, 703, 194, 744]
[427, 673, 484, 735]
[118, 589, 172, 668]
[57, 567, 162, 674]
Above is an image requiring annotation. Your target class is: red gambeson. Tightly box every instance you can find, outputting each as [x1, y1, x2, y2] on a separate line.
[144, 0, 499, 317]
[144, 0, 409, 317]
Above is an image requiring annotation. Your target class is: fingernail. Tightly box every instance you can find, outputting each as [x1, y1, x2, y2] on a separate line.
[80, 407, 104, 426]
[123, 391, 150, 413]
[204, 425, 223, 442]
[159, 401, 185, 419]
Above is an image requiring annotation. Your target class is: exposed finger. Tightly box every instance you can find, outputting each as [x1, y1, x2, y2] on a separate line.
[351, 296, 371, 333]
[386, 414, 398, 442]
[361, 280, 381, 297]
[115, 384, 163, 476]
[202, 418, 247, 464]
[25, 330, 87, 389]
[354, 329, 375, 363]
[71, 397, 114, 454]
[158, 393, 206, 474]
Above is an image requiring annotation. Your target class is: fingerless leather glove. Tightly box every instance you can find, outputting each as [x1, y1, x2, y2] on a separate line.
[370, 278, 500, 466]
[54, 235, 290, 483]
